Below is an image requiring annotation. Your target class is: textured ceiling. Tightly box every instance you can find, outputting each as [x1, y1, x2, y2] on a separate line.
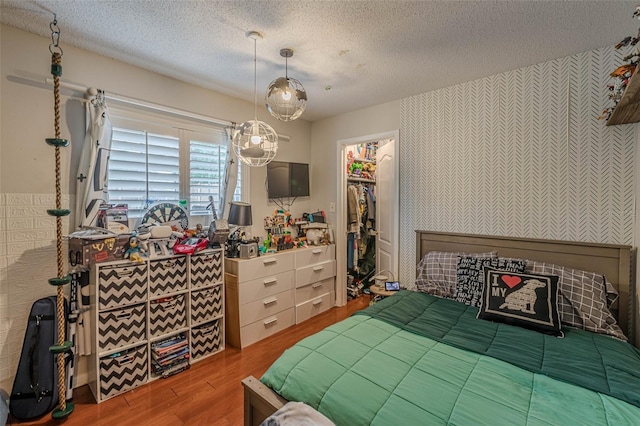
[1, 0, 638, 122]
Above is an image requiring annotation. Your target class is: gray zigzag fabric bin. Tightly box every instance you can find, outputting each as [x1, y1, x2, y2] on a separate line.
[190, 320, 221, 360]
[190, 251, 223, 289]
[99, 345, 148, 400]
[149, 257, 188, 296]
[98, 303, 147, 351]
[149, 294, 187, 337]
[98, 264, 147, 310]
[190, 285, 223, 325]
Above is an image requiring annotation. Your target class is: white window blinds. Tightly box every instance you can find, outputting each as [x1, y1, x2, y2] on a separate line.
[108, 127, 180, 217]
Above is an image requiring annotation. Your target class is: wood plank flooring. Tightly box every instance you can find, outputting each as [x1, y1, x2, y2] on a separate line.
[9, 297, 370, 426]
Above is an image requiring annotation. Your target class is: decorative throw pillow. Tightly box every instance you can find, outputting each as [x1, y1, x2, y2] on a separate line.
[454, 257, 527, 307]
[477, 268, 563, 336]
[528, 262, 626, 340]
[415, 250, 497, 298]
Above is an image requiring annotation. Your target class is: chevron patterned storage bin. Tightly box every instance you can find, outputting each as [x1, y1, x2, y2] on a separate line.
[190, 250, 223, 289]
[149, 294, 187, 337]
[190, 285, 223, 325]
[191, 320, 221, 360]
[98, 303, 147, 351]
[149, 257, 188, 296]
[99, 344, 148, 400]
[98, 263, 147, 310]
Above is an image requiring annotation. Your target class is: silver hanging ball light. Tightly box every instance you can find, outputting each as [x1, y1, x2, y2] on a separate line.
[265, 48, 307, 121]
[233, 31, 279, 167]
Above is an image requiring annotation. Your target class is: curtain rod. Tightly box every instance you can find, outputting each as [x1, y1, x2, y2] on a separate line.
[45, 77, 233, 128]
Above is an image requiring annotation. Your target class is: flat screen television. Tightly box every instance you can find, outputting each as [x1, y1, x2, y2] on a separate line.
[267, 161, 310, 199]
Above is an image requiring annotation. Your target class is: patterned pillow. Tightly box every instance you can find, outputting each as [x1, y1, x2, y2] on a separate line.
[454, 256, 527, 307]
[415, 250, 497, 298]
[528, 262, 626, 340]
[477, 268, 563, 336]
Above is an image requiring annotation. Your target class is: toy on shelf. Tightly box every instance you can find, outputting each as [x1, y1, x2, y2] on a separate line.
[124, 236, 145, 263]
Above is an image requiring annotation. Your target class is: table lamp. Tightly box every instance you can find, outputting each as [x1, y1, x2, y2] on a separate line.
[228, 202, 252, 240]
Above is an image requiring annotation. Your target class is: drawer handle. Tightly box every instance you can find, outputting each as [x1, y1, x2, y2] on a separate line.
[263, 297, 278, 306]
[312, 283, 323, 289]
[117, 355, 134, 365]
[312, 299, 323, 306]
[161, 261, 175, 268]
[313, 266, 324, 272]
[116, 269, 133, 277]
[263, 258, 277, 265]
[312, 249, 322, 254]
[263, 317, 278, 326]
[116, 312, 132, 320]
[263, 278, 277, 286]
[200, 327, 215, 336]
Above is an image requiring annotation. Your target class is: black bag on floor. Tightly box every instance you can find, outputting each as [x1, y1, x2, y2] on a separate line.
[10, 296, 63, 420]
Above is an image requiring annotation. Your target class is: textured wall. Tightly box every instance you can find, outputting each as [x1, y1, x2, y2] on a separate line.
[0, 193, 72, 392]
[400, 46, 636, 287]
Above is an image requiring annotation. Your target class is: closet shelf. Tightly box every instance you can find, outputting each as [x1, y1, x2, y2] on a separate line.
[348, 177, 376, 184]
[607, 67, 640, 126]
[352, 157, 375, 164]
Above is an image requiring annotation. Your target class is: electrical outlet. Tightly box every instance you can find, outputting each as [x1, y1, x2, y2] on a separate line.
[329, 202, 336, 212]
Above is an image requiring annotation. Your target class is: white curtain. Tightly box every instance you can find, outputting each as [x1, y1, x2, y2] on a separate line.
[75, 91, 113, 229]
[220, 127, 239, 220]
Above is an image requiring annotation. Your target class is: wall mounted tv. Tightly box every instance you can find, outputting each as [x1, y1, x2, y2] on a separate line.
[267, 161, 310, 199]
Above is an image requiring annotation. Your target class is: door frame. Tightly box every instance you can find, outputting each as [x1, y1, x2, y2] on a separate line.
[335, 130, 399, 306]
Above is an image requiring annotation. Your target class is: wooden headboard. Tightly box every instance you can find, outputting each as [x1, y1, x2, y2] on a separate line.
[415, 231, 637, 345]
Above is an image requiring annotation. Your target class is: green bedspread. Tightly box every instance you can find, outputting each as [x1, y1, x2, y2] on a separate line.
[261, 291, 640, 425]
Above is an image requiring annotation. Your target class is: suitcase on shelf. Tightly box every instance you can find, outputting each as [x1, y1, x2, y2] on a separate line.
[10, 296, 64, 420]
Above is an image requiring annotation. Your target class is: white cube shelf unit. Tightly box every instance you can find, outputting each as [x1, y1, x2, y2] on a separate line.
[87, 248, 224, 403]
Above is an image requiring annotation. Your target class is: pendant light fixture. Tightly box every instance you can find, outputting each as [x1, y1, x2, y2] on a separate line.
[233, 31, 278, 167]
[265, 48, 307, 121]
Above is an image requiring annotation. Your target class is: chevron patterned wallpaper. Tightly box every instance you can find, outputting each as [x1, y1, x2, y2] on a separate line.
[400, 46, 636, 288]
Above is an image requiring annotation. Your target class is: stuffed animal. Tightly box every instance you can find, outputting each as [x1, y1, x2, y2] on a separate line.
[124, 236, 145, 263]
[306, 229, 323, 245]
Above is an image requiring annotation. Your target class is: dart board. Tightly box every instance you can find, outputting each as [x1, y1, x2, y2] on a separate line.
[140, 202, 189, 232]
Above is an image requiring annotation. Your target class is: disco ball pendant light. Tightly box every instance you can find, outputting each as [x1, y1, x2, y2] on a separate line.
[265, 48, 307, 121]
[233, 31, 278, 167]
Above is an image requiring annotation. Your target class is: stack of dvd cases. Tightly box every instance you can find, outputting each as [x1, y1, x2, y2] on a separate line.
[151, 333, 190, 378]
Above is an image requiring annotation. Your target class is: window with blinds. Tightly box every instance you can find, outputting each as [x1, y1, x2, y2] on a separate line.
[108, 127, 180, 217]
[189, 140, 241, 217]
[106, 113, 245, 220]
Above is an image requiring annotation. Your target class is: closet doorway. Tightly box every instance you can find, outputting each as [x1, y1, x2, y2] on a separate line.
[335, 130, 399, 306]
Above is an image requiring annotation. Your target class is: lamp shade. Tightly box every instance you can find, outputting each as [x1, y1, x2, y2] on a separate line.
[265, 76, 307, 121]
[232, 120, 278, 167]
[228, 202, 253, 226]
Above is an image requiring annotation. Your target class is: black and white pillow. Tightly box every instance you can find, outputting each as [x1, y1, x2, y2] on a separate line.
[477, 268, 562, 336]
[415, 251, 497, 298]
[454, 257, 527, 307]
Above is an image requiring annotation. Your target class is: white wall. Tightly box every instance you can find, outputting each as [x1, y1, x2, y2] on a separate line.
[0, 25, 313, 392]
[310, 100, 401, 226]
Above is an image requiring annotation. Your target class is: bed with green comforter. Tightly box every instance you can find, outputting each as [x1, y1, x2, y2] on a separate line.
[261, 291, 640, 425]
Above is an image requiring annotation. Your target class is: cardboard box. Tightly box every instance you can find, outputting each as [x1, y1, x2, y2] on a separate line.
[68, 235, 131, 267]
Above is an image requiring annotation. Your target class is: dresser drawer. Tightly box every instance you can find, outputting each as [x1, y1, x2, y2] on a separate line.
[239, 289, 294, 327]
[295, 245, 335, 268]
[240, 307, 295, 348]
[238, 270, 294, 305]
[227, 252, 295, 282]
[295, 278, 334, 304]
[295, 260, 336, 288]
[295, 292, 334, 324]
[99, 344, 148, 400]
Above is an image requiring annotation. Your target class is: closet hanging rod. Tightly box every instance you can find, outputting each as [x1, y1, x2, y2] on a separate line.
[44, 77, 233, 128]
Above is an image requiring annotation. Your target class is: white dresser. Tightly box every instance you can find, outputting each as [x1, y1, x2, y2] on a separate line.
[225, 244, 335, 349]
